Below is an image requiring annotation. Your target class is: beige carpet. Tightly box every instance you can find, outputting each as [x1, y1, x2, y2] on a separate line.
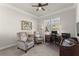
[0, 46, 25, 56]
[0, 43, 59, 56]
[23, 43, 59, 56]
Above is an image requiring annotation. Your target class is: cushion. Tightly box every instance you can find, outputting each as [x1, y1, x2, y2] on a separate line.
[21, 33, 28, 42]
[35, 34, 40, 37]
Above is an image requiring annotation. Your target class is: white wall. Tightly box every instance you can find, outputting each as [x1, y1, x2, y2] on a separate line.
[40, 8, 76, 37]
[76, 4, 79, 23]
[76, 4, 79, 41]
[0, 4, 37, 49]
[60, 9, 76, 37]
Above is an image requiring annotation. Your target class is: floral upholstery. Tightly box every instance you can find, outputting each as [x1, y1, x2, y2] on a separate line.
[17, 32, 34, 52]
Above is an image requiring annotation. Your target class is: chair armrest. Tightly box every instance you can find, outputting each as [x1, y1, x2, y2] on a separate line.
[17, 40, 26, 43]
[28, 36, 34, 41]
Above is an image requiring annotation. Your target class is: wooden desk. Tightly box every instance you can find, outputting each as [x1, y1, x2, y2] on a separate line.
[60, 44, 79, 56]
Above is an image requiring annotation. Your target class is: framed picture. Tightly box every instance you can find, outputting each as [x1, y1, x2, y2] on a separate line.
[21, 20, 32, 30]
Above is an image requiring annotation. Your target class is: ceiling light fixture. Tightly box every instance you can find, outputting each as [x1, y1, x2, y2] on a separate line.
[38, 7, 42, 10]
[32, 3, 48, 11]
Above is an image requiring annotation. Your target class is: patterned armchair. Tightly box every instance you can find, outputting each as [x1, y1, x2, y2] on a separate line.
[17, 32, 34, 53]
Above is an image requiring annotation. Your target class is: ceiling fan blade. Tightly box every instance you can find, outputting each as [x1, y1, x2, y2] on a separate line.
[41, 7, 45, 11]
[32, 5, 39, 7]
[42, 3, 48, 6]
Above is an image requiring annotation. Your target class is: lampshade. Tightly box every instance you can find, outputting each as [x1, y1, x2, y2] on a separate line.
[52, 24, 62, 31]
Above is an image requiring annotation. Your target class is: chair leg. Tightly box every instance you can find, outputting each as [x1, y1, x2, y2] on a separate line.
[17, 47, 19, 49]
[42, 41, 44, 44]
[25, 50, 27, 53]
[33, 45, 34, 47]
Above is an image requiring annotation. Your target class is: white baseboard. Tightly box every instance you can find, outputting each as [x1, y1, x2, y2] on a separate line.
[0, 43, 17, 50]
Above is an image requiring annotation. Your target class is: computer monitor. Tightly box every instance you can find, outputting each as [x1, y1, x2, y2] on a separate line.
[51, 31, 57, 34]
[62, 33, 71, 39]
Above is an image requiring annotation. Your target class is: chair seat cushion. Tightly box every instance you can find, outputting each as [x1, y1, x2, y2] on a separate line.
[20, 33, 28, 42]
[36, 38, 43, 40]
[25, 41, 34, 48]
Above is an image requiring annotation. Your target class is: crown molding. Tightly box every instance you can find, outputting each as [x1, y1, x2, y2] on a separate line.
[0, 4, 76, 20]
[0, 4, 38, 19]
[38, 4, 76, 19]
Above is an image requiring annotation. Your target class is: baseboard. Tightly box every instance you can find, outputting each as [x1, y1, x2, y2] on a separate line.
[0, 43, 17, 50]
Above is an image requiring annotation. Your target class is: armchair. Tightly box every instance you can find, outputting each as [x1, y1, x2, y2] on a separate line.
[17, 32, 34, 53]
[34, 32, 44, 44]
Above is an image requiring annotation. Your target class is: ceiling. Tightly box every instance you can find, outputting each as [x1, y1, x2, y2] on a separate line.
[8, 3, 74, 17]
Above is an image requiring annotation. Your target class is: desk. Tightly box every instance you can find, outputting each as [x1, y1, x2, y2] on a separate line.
[60, 44, 79, 56]
[60, 45, 75, 56]
[60, 38, 79, 56]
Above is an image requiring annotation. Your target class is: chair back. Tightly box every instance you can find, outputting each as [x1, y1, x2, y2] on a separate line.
[17, 32, 28, 42]
[34, 32, 41, 38]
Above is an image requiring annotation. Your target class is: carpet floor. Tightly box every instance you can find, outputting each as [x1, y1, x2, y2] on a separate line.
[23, 43, 59, 56]
[0, 43, 59, 56]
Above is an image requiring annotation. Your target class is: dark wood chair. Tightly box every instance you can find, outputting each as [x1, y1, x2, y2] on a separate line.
[50, 31, 61, 45]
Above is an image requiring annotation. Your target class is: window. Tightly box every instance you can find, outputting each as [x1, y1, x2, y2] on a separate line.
[44, 17, 61, 33]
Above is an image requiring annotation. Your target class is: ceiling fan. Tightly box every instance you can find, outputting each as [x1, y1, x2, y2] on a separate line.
[32, 3, 48, 11]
